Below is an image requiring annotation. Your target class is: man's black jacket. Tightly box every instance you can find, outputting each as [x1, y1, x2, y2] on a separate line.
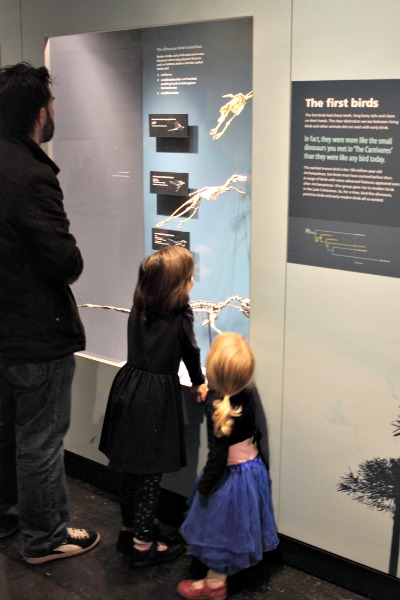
[0, 137, 85, 360]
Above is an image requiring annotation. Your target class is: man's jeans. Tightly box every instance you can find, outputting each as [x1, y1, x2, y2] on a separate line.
[0, 355, 75, 557]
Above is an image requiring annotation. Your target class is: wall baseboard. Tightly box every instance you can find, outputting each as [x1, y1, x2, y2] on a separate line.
[64, 450, 400, 600]
[278, 534, 399, 600]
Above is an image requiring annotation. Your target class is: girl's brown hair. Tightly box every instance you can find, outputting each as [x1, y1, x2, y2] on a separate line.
[206, 332, 255, 437]
[133, 246, 194, 321]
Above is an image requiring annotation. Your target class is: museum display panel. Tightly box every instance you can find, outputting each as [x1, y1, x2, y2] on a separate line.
[279, 2, 400, 584]
[288, 79, 400, 278]
[47, 17, 253, 364]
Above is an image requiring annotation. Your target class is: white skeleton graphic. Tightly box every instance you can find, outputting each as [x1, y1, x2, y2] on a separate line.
[170, 179, 186, 191]
[155, 174, 248, 229]
[78, 295, 250, 334]
[190, 296, 250, 334]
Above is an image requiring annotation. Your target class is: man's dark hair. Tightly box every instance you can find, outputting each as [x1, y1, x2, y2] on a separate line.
[0, 62, 52, 138]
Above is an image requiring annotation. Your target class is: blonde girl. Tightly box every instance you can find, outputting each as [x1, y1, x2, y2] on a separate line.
[178, 333, 279, 600]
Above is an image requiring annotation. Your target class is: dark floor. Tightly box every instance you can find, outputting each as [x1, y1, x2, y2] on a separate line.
[0, 476, 368, 600]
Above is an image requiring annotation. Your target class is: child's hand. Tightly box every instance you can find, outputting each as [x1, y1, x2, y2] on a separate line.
[190, 383, 208, 403]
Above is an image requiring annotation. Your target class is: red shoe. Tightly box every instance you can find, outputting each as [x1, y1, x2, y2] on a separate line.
[177, 579, 227, 600]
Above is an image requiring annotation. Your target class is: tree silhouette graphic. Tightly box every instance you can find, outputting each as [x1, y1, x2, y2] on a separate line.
[337, 416, 400, 577]
[392, 416, 400, 437]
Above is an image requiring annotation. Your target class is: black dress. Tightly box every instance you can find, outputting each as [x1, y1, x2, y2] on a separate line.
[99, 305, 204, 474]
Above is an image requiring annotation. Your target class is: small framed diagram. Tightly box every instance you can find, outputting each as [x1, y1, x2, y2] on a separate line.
[150, 171, 189, 196]
[152, 227, 190, 250]
[149, 114, 189, 138]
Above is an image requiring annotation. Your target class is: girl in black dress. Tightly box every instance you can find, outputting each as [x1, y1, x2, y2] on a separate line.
[99, 246, 207, 569]
[177, 333, 279, 600]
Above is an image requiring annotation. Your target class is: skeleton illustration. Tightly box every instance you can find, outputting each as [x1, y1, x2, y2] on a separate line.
[170, 179, 186, 192]
[155, 174, 248, 228]
[78, 295, 250, 335]
[210, 91, 253, 140]
[168, 120, 185, 132]
[78, 303, 131, 314]
[190, 296, 250, 334]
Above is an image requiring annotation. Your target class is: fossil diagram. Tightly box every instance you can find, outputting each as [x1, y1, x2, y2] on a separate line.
[78, 295, 250, 335]
[210, 91, 253, 140]
[155, 174, 248, 228]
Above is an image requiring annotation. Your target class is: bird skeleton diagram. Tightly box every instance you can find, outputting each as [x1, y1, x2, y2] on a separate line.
[190, 296, 250, 334]
[155, 174, 248, 229]
[209, 91, 253, 140]
[78, 296, 250, 335]
[168, 120, 185, 132]
[169, 179, 186, 192]
[78, 304, 131, 314]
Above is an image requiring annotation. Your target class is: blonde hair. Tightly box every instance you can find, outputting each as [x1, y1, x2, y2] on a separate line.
[133, 246, 193, 321]
[206, 332, 255, 437]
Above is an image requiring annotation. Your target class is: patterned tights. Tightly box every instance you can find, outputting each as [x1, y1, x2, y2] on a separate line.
[119, 472, 162, 543]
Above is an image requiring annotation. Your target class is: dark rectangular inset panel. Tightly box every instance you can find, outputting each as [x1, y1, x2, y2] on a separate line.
[156, 191, 198, 221]
[156, 126, 197, 153]
[156, 137, 190, 153]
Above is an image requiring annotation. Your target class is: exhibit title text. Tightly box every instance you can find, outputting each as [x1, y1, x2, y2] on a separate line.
[305, 97, 379, 108]
[157, 46, 202, 51]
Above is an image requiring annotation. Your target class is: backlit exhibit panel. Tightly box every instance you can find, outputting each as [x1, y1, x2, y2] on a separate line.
[142, 19, 253, 358]
[48, 30, 144, 362]
[48, 18, 252, 363]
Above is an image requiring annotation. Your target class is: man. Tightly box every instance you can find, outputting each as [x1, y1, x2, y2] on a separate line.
[0, 62, 100, 563]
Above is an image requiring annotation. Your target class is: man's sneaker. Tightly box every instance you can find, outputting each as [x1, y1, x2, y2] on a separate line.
[24, 528, 100, 564]
[0, 524, 19, 539]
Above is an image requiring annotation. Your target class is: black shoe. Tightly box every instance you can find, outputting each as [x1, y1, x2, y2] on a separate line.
[130, 540, 184, 569]
[117, 519, 173, 554]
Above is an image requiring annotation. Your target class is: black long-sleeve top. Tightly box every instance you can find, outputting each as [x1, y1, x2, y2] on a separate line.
[198, 386, 265, 496]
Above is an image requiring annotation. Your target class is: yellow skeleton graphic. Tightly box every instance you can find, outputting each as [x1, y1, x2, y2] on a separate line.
[210, 91, 253, 140]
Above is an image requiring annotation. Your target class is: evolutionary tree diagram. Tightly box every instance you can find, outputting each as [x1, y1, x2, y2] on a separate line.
[305, 228, 391, 265]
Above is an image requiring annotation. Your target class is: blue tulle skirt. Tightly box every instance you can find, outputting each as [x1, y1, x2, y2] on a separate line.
[179, 455, 279, 575]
